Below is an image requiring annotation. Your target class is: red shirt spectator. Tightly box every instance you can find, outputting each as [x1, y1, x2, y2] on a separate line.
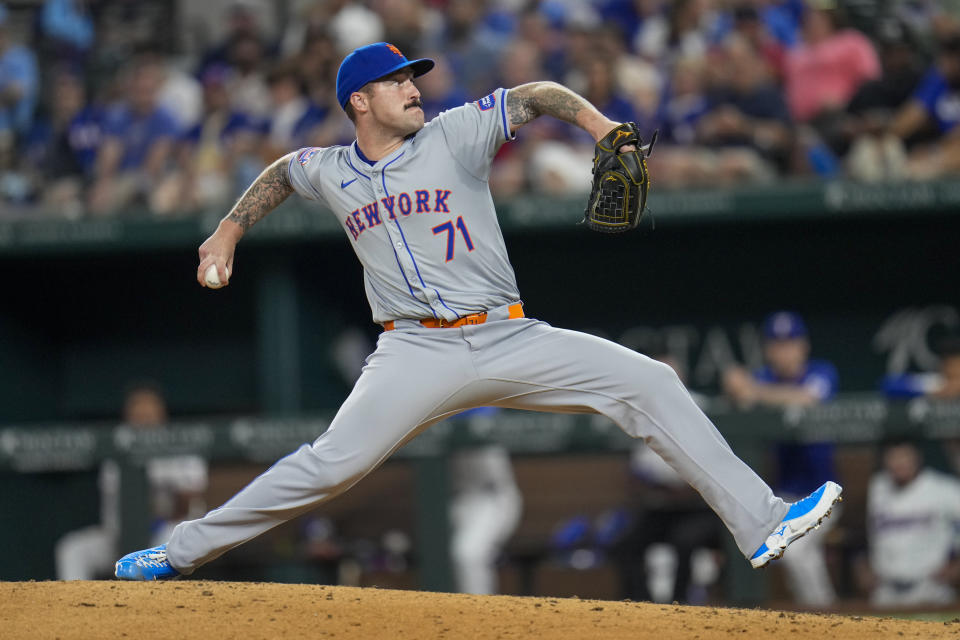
[784, 9, 880, 122]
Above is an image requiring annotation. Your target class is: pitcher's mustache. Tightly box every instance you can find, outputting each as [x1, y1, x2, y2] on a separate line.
[405, 99, 423, 110]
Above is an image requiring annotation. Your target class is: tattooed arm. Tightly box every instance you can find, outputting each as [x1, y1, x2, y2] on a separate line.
[506, 82, 620, 141]
[196, 153, 295, 287]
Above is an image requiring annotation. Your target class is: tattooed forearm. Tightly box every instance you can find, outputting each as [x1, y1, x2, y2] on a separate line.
[226, 154, 295, 231]
[506, 82, 596, 128]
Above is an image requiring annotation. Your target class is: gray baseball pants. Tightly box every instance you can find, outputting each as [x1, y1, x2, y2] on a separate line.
[166, 304, 788, 573]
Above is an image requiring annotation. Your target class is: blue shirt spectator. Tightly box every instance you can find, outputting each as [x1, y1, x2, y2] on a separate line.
[262, 65, 330, 156]
[754, 359, 838, 404]
[182, 112, 252, 146]
[421, 88, 471, 121]
[100, 104, 179, 171]
[0, 7, 39, 135]
[912, 67, 960, 134]
[26, 106, 102, 179]
[597, 0, 646, 44]
[756, 359, 838, 497]
[760, 0, 803, 48]
[657, 69, 710, 146]
[723, 311, 839, 497]
[42, 0, 94, 54]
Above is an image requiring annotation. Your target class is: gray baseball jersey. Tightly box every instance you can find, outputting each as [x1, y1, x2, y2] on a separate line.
[164, 89, 794, 577]
[288, 87, 519, 324]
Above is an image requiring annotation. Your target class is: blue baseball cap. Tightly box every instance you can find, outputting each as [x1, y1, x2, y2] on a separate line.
[762, 311, 808, 340]
[336, 42, 434, 110]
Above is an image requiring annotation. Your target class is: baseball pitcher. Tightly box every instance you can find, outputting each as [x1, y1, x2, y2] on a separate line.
[115, 43, 841, 581]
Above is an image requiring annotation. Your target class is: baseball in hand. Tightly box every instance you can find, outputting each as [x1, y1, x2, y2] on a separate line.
[204, 264, 230, 289]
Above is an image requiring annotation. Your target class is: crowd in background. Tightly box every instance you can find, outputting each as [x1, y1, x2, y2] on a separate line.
[2, 0, 960, 219]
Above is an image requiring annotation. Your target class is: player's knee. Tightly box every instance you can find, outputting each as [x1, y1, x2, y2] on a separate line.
[634, 358, 683, 397]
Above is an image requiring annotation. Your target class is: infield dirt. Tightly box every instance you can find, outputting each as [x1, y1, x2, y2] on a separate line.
[2, 581, 957, 639]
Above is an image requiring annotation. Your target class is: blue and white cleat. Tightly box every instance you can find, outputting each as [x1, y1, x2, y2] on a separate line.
[750, 481, 843, 569]
[115, 544, 180, 581]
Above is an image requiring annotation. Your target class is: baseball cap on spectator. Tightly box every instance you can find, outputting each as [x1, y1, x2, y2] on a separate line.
[762, 311, 808, 340]
[336, 42, 434, 110]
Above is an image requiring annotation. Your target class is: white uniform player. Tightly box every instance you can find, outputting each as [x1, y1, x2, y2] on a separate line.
[867, 440, 960, 607]
[114, 42, 841, 581]
[449, 439, 522, 595]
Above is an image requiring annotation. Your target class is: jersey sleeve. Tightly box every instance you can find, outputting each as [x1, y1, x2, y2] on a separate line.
[287, 146, 333, 205]
[434, 87, 515, 181]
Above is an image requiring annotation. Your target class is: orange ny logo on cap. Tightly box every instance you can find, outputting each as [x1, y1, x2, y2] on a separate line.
[386, 43, 404, 58]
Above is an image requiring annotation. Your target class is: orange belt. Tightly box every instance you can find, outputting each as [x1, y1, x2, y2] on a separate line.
[383, 303, 524, 331]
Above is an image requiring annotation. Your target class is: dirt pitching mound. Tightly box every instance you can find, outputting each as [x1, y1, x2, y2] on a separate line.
[1, 581, 956, 639]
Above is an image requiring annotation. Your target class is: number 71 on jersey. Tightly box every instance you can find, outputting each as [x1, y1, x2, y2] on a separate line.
[432, 216, 474, 262]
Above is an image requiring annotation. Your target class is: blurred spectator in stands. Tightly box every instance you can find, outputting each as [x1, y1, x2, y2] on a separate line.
[23, 70, 102, 218]
[661, 54, 709, 144]
[563, 23, 599, 88]
[893, 0, 960, 46]
[198, 0, 274, 76]
[614, 340, 722, 604]
[0, 4, 39, 147]
[55, 382, 208, 580]
[888, 34, 960, 180]
[749, 0, 804, 48]
[289, 25, 353, 148]
[223, 32, 272, 121]
[435, 0, 502, 95]
[859, 436, 960, 608]
[517, 4, 570, 82]
[842, 18, 924, 182]
[327, 0, 386, 56]
[697, 34, 792, 179]
[294, 24, 338, 94]
[376, 0, 443, 58]
[634, 0, 715, 66]
[40, 0, 94, 62]
[597, 0, 657, 46]
[150, 64, 263, 216]
[416, 53, 470, 120]
[723, 311, 839, 607]
[87, 56, 179, 216]
[616, 55, 663, 133]
[91, 0, 173, 76]
[651, 54, 710, 186]
[784, 5, 880, 125]
[729, 3, 787, 81]
[262, 63, 328, 160]
[582, 58, 639, 135]
[784, 4, 880, 177]
[89, 43, 200, 135]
